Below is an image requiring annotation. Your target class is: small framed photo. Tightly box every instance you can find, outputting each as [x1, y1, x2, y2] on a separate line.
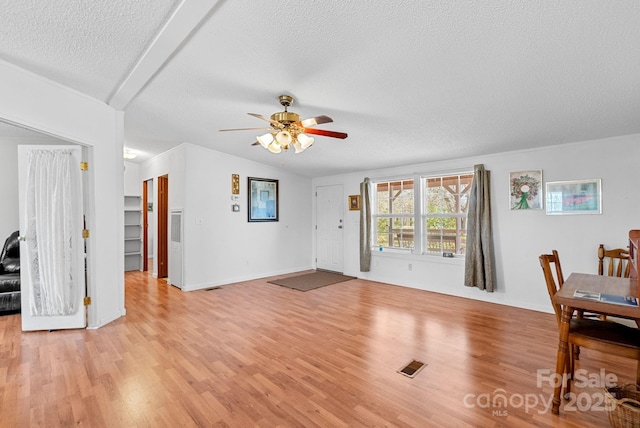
[545, 179, 602, 215]
[349, 195, 361, 211]
[231, 174, 240, 194]
[248, 177, 278, 222]
[509, 170, 542, 210]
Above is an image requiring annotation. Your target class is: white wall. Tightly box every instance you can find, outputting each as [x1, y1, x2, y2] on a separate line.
[313, 133, 640, 314]
[0, 141, 21, 241]
[124, 161, 141, 196]
[139, 143, 313, 290]
[0, 59, 125, 328]
[138, 144, 186, 277]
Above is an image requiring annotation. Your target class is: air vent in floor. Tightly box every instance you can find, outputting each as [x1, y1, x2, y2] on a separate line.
[397, 359, 426, 378]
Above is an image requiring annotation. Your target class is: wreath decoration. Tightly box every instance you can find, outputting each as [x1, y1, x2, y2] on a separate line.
[511, 174, 540, 209]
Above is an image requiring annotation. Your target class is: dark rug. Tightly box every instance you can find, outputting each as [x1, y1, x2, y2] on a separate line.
[268, 270, 356, 291]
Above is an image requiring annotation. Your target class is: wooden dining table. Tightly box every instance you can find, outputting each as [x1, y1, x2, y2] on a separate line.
[551, 272, 640, 414]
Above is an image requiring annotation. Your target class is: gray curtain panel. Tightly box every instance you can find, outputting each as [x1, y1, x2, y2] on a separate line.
[464, 164, 495, 292]
[360, 178, 372, 272]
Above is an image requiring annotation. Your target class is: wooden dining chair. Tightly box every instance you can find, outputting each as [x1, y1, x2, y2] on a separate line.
[598, 244, 631, 278]
[539, 251, 640, 398]
[597, 245, 639, 327]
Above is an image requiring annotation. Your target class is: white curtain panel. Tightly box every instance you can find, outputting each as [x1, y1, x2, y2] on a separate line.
[24, 149, 82, 316]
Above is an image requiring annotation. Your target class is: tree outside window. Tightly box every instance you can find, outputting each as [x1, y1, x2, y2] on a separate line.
[371, 172, 472, 255]
[423, 174, 473, 255]
[374, 180, 414, 249]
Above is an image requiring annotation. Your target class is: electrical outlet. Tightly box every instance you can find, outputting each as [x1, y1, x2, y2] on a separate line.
[408, 263, 412, 271]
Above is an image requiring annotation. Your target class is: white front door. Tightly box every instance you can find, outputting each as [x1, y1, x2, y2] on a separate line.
[316, 185, 344, 272]
[18, 145, 86, 331]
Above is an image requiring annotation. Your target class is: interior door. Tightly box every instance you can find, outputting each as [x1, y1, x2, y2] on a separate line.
[142, 179, 148, 272]
[157, 175, 168, 278]
[316, 185, 344, 272]
[18, 145, 86, 331]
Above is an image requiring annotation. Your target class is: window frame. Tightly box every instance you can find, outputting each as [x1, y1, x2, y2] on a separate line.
[370, 169, 473, 257]
[371, 178, 415, 251]
[420, 171, 474, 256]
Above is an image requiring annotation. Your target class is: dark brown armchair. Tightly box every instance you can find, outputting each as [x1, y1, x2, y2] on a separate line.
[0, 231, 21, 314]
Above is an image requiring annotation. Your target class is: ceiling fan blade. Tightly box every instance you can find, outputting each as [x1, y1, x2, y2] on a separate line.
[299, 115, 333, 128]
[303, 128, 348, 139]
[251, 141, 260, 146]
[220, 127, 274, 132]
[247, 113, 283, 127]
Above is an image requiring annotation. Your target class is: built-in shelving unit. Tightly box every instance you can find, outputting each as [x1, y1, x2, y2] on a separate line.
[124, 195, 142, 271]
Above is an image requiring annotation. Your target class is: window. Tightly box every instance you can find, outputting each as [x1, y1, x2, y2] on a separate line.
[373, 180, 414, 249]
[423, 173, 473, 255]
[371, 171, 473, 255]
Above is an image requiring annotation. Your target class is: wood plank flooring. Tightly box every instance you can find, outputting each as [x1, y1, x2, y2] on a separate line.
[0, 271, 634, 427]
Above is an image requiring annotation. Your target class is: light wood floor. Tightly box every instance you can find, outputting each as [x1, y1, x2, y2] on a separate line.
[0, 271, 635, 427]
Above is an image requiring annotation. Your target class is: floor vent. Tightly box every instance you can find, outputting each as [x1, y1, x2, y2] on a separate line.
[397, 360, 426, 378]
[205, 286, 221, 291]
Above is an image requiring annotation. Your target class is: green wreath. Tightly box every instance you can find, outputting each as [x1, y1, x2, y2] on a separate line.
[511, 174, 540, 209]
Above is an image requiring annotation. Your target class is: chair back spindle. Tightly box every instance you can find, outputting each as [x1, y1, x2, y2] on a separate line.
[598, 244, 631, 278]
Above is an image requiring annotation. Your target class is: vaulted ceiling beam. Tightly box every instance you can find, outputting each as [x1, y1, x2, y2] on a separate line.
[107, 0, 220, 110]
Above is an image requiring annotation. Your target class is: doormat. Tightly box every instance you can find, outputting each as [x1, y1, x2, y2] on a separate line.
[267, 270, 356, 292]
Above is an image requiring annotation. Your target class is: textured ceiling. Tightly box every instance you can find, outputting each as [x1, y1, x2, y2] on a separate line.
[1, 1, 639, 177]
[0, 0, 180, 101]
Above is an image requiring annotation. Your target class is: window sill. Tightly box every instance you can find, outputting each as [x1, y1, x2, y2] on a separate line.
[372, 249, 465, 265]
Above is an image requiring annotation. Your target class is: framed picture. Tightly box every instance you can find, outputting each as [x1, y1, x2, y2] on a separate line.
[545, 179, 602, 215]
[509, 170, 542, 210]
[349, 195, 361, 211]
[231, 174, 240, 194]
[248, 177, 279, 222]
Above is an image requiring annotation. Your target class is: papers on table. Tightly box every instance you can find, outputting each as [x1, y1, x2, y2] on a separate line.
[573, 289, 639, 307]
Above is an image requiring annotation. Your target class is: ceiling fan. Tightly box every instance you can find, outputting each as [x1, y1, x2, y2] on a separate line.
[220, 95, 347, 154]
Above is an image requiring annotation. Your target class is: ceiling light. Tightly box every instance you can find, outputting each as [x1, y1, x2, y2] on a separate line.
[275, 130, 292, 148]
[257, 133, 274, 149]
[297, 133, 314, 150]
[123, 149, 137, 159]
[226, 95, 347, 156]
[256, 130, 316, 155]
[267, 142, 282, 153]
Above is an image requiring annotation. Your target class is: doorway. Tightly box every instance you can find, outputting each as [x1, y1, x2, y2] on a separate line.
[18, 145, 87, 331]
[316, 184, 344, 272]
[142, 179, 154, 272]
[157, 175, 168, 278]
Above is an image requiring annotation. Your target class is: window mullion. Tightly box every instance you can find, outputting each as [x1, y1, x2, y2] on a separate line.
[413, 173, 422, 255]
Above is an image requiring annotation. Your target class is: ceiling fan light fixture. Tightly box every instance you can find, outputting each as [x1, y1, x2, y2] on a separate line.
[275, 130, 292, 148]
[297, 133, 314, 150]
[257, 133, 274, 149]
[221, 95, 347, 155]
[267, 142, 282, 153]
